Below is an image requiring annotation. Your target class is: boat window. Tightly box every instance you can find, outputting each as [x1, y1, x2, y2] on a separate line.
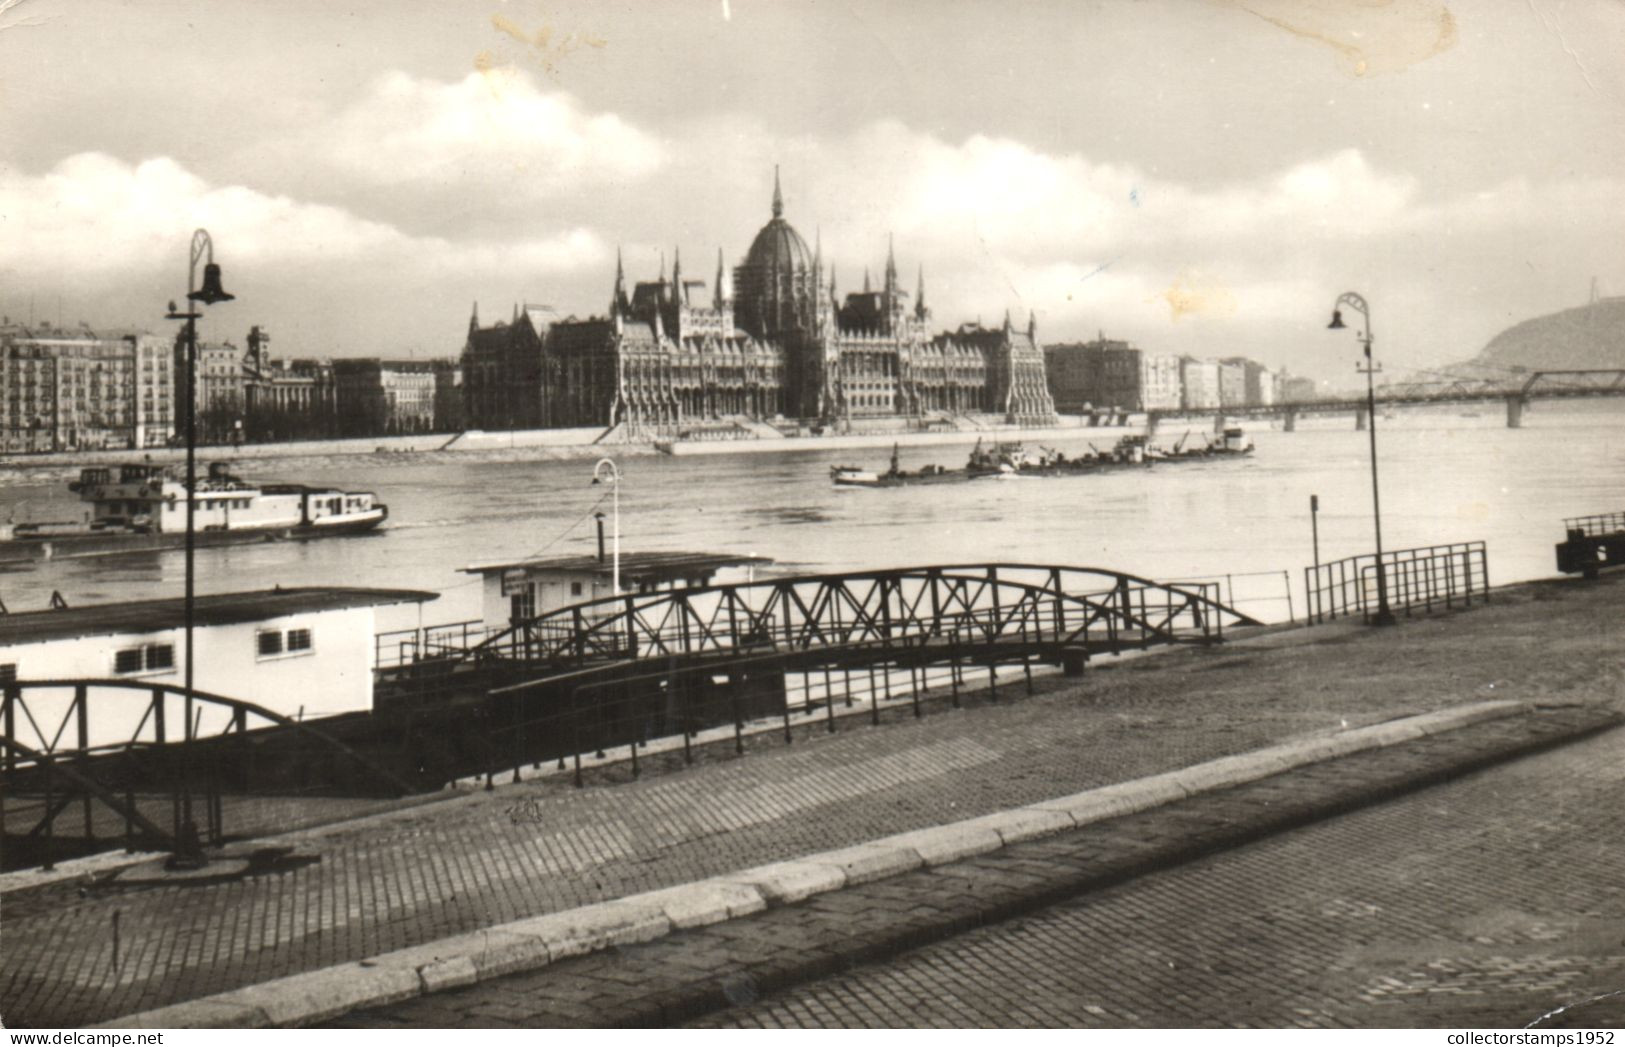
[255, 628, 315, 659]
[114, 643, 173, 675]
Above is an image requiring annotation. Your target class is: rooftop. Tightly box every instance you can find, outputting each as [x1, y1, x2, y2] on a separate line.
[462, 550, 772, 582]
[0, 587, 437, 646]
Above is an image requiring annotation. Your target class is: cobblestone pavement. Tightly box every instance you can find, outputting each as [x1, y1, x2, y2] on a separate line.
[326, 705, 1620, 1029]
[691, 716, 1625, 1029]
[6, 575, 1623, 1027]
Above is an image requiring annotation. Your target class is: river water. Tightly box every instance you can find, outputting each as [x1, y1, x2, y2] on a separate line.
[2, 401, 1622, 632]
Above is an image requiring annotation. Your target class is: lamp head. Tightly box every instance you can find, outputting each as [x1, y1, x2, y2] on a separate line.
[188, 262, 235, 306]
[1327, 309, 1346, 330]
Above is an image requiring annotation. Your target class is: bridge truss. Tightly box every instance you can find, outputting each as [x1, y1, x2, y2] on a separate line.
[468, 563, 1261, 670]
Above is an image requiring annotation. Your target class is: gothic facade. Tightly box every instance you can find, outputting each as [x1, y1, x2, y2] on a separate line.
[461, 174, 1056, 434]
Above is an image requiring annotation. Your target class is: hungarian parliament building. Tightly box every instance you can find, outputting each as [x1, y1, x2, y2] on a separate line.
[461, 173, 1057, 435]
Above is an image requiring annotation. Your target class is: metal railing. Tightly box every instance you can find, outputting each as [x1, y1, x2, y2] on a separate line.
[1305, 541, 1488, 625]
[375, 619, 491, 669]
[1165, 569, 1296, 624]
[1564, 512, 1625, 539]
[1, 680, 411, 870]
[362, 570, 1261, 791]
[467, 607, 1100, 790]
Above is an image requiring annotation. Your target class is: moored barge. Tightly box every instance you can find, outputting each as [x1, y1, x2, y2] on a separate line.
[831, 429, 1253, 488]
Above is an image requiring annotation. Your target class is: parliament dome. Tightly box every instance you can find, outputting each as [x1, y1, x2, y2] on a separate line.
[742, 172, 813, 273]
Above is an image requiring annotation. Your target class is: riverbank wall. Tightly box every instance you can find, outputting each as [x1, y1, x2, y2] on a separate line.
[0, 425, 617, 470]
[0, 412, 1288, 472]
[657, 418, 1146, 456]
[0, 420, 1114, 471]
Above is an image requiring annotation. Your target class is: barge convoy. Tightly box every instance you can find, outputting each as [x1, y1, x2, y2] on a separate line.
[0, 462, 387, 563]
[831, 429, 1254, 488]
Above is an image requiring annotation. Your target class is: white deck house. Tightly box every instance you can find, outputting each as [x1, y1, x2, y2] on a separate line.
[461, 551, 772, 632]
[0, 588, 436, 748]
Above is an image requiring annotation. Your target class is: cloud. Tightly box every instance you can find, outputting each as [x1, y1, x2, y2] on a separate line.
[0, 153, 406, 274]
[0, 151, 609, 353]
[250, 68, 662, 216]
[0, 151, 605, 278]
[797, 130, 1417, 267]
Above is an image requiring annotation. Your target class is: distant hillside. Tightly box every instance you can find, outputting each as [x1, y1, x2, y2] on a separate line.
[1471, 297, 1625, 373]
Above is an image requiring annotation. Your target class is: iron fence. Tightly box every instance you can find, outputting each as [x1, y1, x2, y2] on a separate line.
[471, 608, 1081, 790]
[0, 680, 411, 870]
[1165, 569, 1296, 624]
[1563, 512, 1625, 539]
[374, 619, 491, 669]
[1305, 541, 1488, 625]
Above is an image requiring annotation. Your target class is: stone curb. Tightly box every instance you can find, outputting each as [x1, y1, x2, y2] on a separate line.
[99, 698, 1534, 1029]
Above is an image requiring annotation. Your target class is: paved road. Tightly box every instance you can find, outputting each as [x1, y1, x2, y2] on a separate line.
[326, 706, 1616, 1029]
[693, 719, 1625, 1028]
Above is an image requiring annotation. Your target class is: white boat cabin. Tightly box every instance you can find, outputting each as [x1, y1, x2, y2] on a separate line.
[462, 551, 772, 630]
[0, 586, 436, 750]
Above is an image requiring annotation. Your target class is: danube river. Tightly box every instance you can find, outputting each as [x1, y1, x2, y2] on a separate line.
[2, 402, 1623, 632]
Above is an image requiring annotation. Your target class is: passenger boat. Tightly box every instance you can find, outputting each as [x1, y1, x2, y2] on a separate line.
[0, 462, 387, 563]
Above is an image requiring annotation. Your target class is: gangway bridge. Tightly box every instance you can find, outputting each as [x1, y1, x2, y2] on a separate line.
[2, 563, 1260, 868]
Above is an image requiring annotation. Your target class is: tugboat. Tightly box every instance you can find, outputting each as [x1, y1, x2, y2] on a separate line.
[966, 439, 1041, 478]
[1205, 427, 1255, 457]
[0, 462, 388, 563]
[831, 445, 957, 488]
[1148, 427, 1254, 462]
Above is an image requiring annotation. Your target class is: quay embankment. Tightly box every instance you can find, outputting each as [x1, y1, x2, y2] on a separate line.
[0, 415, 1172, 475]
[5, 571, 1621, 1028]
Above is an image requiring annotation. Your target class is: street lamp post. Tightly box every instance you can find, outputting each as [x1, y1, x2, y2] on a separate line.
[164, 230, 234, 868]
[1327, 291, 1394, 626]
[591, 458, 621, 596]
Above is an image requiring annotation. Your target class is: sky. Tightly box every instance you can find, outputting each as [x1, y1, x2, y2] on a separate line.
[1, 0, 1622, 384]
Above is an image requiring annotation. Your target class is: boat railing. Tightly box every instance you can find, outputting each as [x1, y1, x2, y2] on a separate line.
[1564, 511, 1625, 538]
[188, 479, 259, 493]
[374, 619, 491, 669]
